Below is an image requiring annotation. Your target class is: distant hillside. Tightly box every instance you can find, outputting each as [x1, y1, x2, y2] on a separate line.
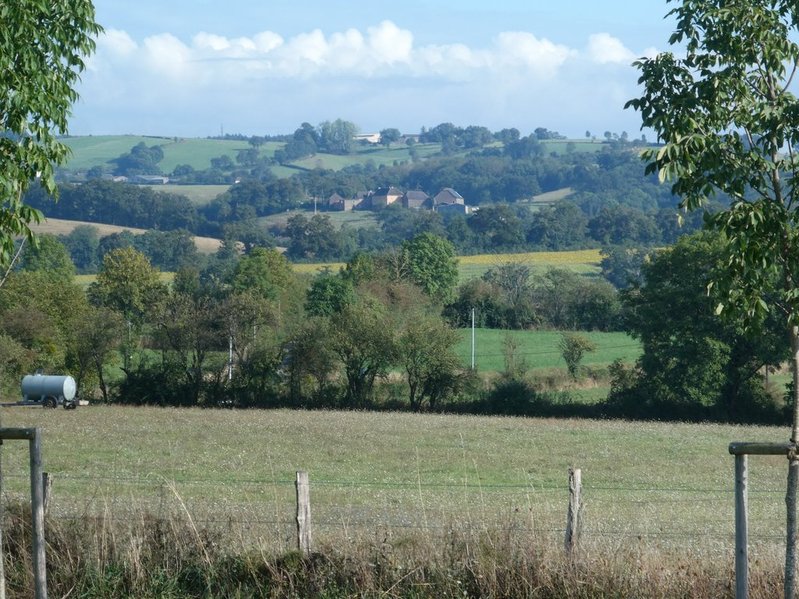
[59, 135, 609, 179]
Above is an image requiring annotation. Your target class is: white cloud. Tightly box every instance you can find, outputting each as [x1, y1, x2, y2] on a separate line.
[494, 32, 574, 76]
[98, 29, 138, 57]
[142, 34, 193, 78]
[586, 33, 635, 64]
[72, 21, 649, 137]
[368, 20, 413, 65]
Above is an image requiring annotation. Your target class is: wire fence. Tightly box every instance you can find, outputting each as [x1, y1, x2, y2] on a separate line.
[0, 468, 789, 556]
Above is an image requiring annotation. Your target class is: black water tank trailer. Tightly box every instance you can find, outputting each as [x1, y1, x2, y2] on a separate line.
[20, 375, 78, 409]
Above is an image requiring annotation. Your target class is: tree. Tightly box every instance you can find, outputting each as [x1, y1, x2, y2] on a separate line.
[318, 119, 358, 155]
[379, 128, 402, 147]
[18, 234, 75, 283]
[625, 2, 799, 590]
[231, 247, 293, 300]
[328, 295, 397, 407]
[599, 246, 649, 289]
[90, 247, 164, 325]
[400, 233, 459, 304]
[398, 315, 463, 411]
[305, 275, 356, 317]
[0, 1, 100, 267]
[611, 232, 785, 417]
[89, 247, 165, 371]
[559, 333, 596, 380]
[285, 213, 346, 261]
[67, 306, 124, 402]
[60, 225, 100, 273]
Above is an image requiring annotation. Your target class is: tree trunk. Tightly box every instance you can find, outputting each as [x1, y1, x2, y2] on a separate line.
[786, 325, 799, 599]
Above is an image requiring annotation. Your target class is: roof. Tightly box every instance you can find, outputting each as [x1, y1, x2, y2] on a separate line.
[434, 188, 464, 204]
[403, 190, 429, 201]
[374, 186, 402, 196]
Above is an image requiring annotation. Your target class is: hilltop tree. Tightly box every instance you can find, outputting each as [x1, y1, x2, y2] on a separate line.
[318, 119, 358, 155]
[0, 1, 100, 268]
[379, 128, 402, 147]
[625, 1, 799, 592]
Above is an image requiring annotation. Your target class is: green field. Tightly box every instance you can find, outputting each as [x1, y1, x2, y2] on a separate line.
[0, 406, 789, 558]
[61, 135, 280, 173]
[60, 135, 447, 176]
[288, 142, 443, 170]
[61, 135, 172, 170]
[456, 328, 640, 373]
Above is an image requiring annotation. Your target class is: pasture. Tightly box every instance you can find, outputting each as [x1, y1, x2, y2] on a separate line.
[60, 135, 278, 173]
[455, 328, 640, 374]
[0, 406, 789, 565]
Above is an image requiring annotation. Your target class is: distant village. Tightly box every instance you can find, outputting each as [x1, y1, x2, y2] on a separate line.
[327, 186, 472, 214]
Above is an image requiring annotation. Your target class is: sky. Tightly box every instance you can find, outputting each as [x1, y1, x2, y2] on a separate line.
[68, 0, 677, 139]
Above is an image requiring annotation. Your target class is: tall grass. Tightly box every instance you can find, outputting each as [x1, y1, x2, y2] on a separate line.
[1, 502, 780, 598]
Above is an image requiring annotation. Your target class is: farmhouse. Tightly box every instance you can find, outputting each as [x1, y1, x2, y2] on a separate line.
[402, 190, 431, 210]
[328, 192, 367, 212]
[371, 186, 402, 208]
[433, 187, 473, 214]
[433, 187, 464, 207]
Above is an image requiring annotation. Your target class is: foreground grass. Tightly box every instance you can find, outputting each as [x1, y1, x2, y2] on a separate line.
[0, 407, 790, 596]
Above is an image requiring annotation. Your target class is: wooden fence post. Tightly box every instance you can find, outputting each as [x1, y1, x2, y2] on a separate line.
[295, 471, 312, 555]
[565, 467, 582, 555]
[735, 454, 749, 599]
[29, 429, 46, 599]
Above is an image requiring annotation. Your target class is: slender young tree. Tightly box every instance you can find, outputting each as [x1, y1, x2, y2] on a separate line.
[626, 1, 799, 594]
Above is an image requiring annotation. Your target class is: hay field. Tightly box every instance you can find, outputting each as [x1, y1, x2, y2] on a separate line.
[30, 218, 222, 253]
[291, 249, 602, 280]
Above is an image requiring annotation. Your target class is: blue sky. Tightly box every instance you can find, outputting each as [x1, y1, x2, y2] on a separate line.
[69, 0, 676, 138]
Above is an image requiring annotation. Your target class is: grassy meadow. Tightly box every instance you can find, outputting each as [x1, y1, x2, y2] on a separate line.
[456, 329, 640, 374]
[0, 405, 790, 566]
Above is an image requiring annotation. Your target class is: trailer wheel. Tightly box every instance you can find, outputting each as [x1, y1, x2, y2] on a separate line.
[42, 397, 57, 409]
